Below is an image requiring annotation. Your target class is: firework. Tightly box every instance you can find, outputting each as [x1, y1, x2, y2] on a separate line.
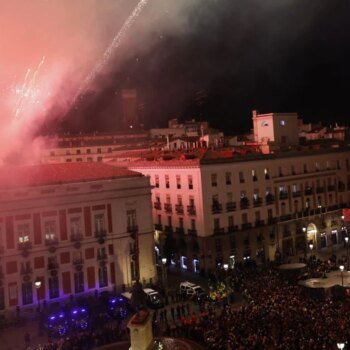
[72, 0, 150, 105]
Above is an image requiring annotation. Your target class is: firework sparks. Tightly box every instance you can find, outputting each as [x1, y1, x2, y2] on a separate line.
[13, 56, 46, 119]
[73, 0, 150, 105]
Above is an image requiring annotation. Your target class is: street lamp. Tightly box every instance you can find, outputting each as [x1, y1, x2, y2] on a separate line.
[34, 278, 43, 336]
[223, 264, 229, 304]
[345, 236, 350, 271]
[161, 258, 168, 303]
[337, 343, 345, 350]
[340, 265, 345, 287]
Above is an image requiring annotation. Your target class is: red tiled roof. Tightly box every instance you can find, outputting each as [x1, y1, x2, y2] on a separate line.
[0, 162, 141, 189]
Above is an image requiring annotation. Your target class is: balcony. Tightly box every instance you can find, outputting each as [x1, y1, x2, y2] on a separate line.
[188, 229, 197, 236]
[241, 223, 252, 230]
[175, 227, 185, 235]
[240, 198, 250, 210]
[47, 262, 59, 270]
[212, 203, 223, 214]
[95, 229, 107, 244]
[153, 202, 161, 210]
[304, 188, 313, 196]
[226, 201, 237, 212]
[280, 214, 292, 222]
[267, 218, 278, 225]
[45, 237, 59, 246]
[73, 258, 84, 266]
[327, 185, 335, 191]
[213, 228, 225, 235]
[255, 219, 265, 227]
[187, 205, 196, 216]
[17, 241, 32, 250]
[265, 194, 275, 205]
[338, 182, 346, 192]
[316, 187, 325, 194]
[292, 191, 301, 198]
[253, 198, 263, 207]
[175, 204, 184, 215]
[70, 233, 83, 242]
[279, 192, 289, 200]
[154, 224, 163, 231]
[227, 225, 239, 233]
[164, 203, 172, 213]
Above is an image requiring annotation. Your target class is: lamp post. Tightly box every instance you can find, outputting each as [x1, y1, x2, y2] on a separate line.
[223, 263, 229, 304]
[302, 227, 307, 258]
[340, 265, 344, 287]
[345, 236, 349, 272]
[34, 278, 43, 336]
[309, 243, 314, 266]
[161, 258, 168, 303]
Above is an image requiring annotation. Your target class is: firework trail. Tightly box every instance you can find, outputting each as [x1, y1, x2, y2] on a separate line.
[72, 0, 150, 105]
[14, 56, 46, 119]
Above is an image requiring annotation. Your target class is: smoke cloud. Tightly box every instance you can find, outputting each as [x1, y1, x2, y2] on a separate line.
[0, 0, 203, 164]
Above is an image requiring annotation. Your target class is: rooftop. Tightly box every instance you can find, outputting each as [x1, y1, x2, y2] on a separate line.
[0, 162, 141, 189]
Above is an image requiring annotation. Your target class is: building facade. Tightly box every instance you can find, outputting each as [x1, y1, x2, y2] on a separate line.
[113, 147, 350, 274]
[0, 163, 156, 314]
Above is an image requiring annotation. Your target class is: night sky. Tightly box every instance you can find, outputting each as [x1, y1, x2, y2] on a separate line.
[63, 0, 350, 135]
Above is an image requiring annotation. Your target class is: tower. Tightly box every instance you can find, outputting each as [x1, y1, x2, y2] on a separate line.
[121, 89, 138, 131]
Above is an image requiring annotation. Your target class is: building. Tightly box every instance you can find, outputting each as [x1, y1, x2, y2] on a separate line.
[121, 89, 139, 131]
[0, 162, 156, 314]
[110, 146, 350, 274]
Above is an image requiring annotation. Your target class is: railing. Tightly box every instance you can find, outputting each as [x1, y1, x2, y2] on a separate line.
[226, 202, 237, 212]
[45, 237, 59, 246]
[164, 225, 173, 233]
[175, 227, 185, 235]
[280, 214, 292, 222]
[316, 187, 325, 194]
[97, 252, 108, 260]
[242, 223, 252, 230]
[73, 258, 84, 265]
[212, 203, 223, 214]
[227, 225, 239, 233]
[292, 191, 301, 198]
[327, 185, 335, 191]
[127, 225, 138, 233]
[175, 204, 184, 214]
[253, 198, 263, 207]
[267, 218, 278, 225]
[304, 188, 313, 196]
[187, 229, 197, 236]
[240, 199, 250, 210]
[279, 192, 289, 200]
[153, 202, 161, 210]
[17, 241, 32, 250]
[154, 224, 163, 230]
[20, 266, 33, 275]
[164, 203, 172, 213]
[213, 228, 225, 235]
[255, 219, 265, 227]
[70, 233, 83, 242]
[47, 262, 59, 270]
[187, 205, 196, 216]
[266, 195, 275, 205]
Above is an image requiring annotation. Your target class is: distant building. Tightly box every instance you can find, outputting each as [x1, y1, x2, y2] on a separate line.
[0, 163, 155, 314]
[121, 89, 139, 131]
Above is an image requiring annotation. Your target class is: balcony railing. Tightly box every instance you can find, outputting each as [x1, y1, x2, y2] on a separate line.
[164, 225, 173, 233]
[316, 187, 325, 194]
[47, 262, 59, 270]
[212, 203, 223, 214]
[226, 201, 237, 212]
[164, 203, 172, 213]
[242, 223, 252, 230]
[304, 188, 313, 196]
[240, 199, 250, 210]
[253, 198, 263, 207]
[327, 185, 335, 191]
[227, 225, 239, 233]
[255, 219, 265, 227]
[17, 241, 32, 250]
[153, 202, 161, 210]
[280, 214, 292, 222]
[187, 205, 196, 216]
[292, 191, 301, 198]
[267, 218, 278, 225]
[175, 204, 184, 214]
[97, 252, 108, 260]
[45, 237, 59, 246]
[265, 194, 275, 205]
[70, 233, 83, 242]
[279, 192, 289, 200]
[73, 258, 84, 265]
[187, 229, 197, 236]
[338, 182, 346, 192]
[213, 228, 225, 235]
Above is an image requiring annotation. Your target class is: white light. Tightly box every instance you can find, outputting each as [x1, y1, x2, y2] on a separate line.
[340, 265, 345, 272]
[161, 258, 166, 265]
[34, 279, 42, 289]
[345, 237, 349, 243]
[309, 243, 314, 251]
[337, 343, 345, 350]
[223, 264, 229, 271]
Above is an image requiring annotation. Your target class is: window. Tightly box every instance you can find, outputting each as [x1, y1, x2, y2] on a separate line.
[227, 192, 233, 202]
[242, 213, 248, 224]
[49, 276, 59, 299]
[214, 218, 220, 229]
[155, 175, 159, 188]
[157, 215, 162, 225]
[165, 175, 170, 189]
[255, 211, 261, 221]
[228, 215, 234, 227]
[87, 149, 91, 154]
[167, 216, 172, 227]
[239, 172, 245, 183]
[278, 166, 283, 176]
[74, 271, 84, 293]
[97, 148, 101, 154]
[18, 223, 30, 243]
[127, 210, 137, 231]
[176, 175, 181, 189]
[0, 287, 4, 310]
[188, 175, 193, 190]
[70, 217, 81, 236]
[44, 221, 57, 242]
[99, 265, 108, 288]
[22, 282, 33, 305]
[189, 196, 195, 207]
[264, 168, 270, 179]
[179, 217, 184, 228]
[226, 172, 232, 185]
[211, 174, 218, 187]
[252, 170, 258, 182]
[215, 238, 222, 252]
[303, 164, 308, 173]
[94, 214, 105, 233]
[261, 121, 269, 127]
[190, 219, 196, 230]
[76, 149, 81, 155]
[315, 162, 320, 171]
[177, 195, 182, 205]
[291, 165, 296, 175]
[337, 160, 341, 169]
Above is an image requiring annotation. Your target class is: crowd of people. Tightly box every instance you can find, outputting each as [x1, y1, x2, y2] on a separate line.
[26, 260, 350, 349]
